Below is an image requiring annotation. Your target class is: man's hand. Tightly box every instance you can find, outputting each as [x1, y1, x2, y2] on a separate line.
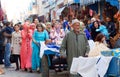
[60, 52, 66, 58]
[84, 53, 88, 57]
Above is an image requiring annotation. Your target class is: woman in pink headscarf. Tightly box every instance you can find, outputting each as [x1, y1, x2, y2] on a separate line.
[20, 22, 32, 72]
[30, 23, 36, 34]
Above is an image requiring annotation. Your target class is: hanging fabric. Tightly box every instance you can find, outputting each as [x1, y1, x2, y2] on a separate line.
[106, 0, 119, 9]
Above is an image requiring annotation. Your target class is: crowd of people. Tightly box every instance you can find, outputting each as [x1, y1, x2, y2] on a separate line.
[0, 18, 67, 74]
[0, 15, 119, 77]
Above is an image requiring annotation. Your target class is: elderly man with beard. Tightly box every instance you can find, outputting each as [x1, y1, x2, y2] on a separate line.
[60, 19, 90, 77]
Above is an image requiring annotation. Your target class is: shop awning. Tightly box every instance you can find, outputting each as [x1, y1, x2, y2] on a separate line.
[80, 0, 101, 6]
[106, 0, 119, 9]
[68, 0, 101, 5]
[73, 0, 80, 3]
[56, 7, 65, 16]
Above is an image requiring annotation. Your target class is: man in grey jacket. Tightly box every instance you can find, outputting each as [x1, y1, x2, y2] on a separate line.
[60, 19, 90, 77]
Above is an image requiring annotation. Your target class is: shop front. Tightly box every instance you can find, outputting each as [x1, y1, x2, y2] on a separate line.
[103, 0, 119, 22]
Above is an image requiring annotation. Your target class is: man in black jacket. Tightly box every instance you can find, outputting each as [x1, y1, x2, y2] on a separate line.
[106, 17, 116, 37]
[0, 26, 4, 64]
[106, 17, 116, 48]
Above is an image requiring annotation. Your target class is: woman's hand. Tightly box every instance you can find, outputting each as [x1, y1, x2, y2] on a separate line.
[45, 39, 52, 44]
[33, 40, 38, 45]
[33, 39, 39, 46]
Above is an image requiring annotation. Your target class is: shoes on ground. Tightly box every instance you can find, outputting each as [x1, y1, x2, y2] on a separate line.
[15, 68, 19, 71]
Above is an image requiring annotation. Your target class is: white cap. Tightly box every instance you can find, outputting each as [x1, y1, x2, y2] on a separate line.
[72, 19, 80, 25]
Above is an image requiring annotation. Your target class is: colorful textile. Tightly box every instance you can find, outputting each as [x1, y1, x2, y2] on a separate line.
[40, 41, 59, 58]
[112, 48, 120, 58]
[101, 48, 120, 58]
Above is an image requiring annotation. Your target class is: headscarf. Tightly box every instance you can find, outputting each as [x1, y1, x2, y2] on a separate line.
[79, 21, 85, 31]
[30, 23, 36, 30]
[46, 22, 51, 26]
[23, 22, 29, 31]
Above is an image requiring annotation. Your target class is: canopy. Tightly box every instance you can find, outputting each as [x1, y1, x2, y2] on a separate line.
[80, 0, 100, 6]
[71, 0, 100, 5]
[106, 0, 119, 9]
[73, 0, 80, 3]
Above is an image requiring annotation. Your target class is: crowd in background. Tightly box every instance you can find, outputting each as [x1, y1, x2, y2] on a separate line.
[0, 15, 119, 76]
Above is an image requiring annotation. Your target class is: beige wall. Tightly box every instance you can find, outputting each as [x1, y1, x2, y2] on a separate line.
[37, 0, 44, 16]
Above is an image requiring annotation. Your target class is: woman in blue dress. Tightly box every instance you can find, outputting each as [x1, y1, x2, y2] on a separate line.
[32, 23, 49, 72]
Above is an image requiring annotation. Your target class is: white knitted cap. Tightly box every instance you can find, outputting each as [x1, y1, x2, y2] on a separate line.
[72, 19, 80, 25]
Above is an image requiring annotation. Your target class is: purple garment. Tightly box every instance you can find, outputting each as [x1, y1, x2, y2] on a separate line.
[84, 29, 91, 40]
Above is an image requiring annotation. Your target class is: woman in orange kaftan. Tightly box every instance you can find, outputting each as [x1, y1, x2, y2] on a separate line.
[20, 22, 32, 71]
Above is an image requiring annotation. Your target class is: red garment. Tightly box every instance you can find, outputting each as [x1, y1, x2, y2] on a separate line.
[20, 24, 32, 69]
[114, 11, 120, 21]
[0, 8, 4, 21]
[30, 23, 36, 34]
[89, 9, 93, 17]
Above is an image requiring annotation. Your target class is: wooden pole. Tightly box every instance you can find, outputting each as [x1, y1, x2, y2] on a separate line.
[98, 1, 100, 15]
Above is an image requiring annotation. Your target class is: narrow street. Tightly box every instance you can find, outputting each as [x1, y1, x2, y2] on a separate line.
[0, 0, 119, 77]
[0, 64, 68, 77]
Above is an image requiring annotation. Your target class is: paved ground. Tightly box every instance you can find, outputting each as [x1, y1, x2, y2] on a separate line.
[0, 64, 68, 77]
